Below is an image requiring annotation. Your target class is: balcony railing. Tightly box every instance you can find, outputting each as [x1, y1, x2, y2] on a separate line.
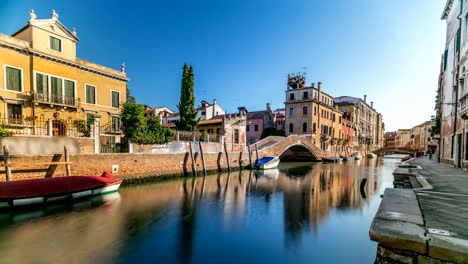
[33, 92, 80, 108]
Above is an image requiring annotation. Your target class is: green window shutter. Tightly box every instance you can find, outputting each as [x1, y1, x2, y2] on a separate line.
[112, 91, 119, 108]
[6, 67, 21, 92]
[112, 116, 120, 131]
[86, 85, 96, 104]
[50, 36, 62, 52]
[64, 80, 74, 98]
[35, 73, 48, 93]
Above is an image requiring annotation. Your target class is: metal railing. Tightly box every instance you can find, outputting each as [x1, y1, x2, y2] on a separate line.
[0, 115, 92, 137]
[33, 92, 80, 107]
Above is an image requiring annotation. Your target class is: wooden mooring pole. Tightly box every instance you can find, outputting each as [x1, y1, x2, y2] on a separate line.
[255, 144, 259, 160]
[3, 145, 11, 181]
[199, 142, 207, 175]
[64, 146, 71, 176]
[224, 141, 231, 172]
[248, 143, 252, 168]
[189, 142, 197, 176]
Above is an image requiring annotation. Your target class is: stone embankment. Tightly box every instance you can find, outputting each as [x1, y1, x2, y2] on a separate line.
[370, 157, 468, 263]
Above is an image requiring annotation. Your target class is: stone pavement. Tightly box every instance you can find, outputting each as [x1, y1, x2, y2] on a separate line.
[370, 156, 468, 263]
[409, 157, 468, 240]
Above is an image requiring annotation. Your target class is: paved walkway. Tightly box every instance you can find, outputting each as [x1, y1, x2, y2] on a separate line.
[409, 157, 468, 240]
[370, 156, 468, 263]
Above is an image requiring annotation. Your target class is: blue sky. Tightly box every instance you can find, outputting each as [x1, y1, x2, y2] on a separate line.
[0, 0, 446, 131]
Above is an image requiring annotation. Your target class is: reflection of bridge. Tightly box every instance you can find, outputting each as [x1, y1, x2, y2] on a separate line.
[373, 147, 415, 155]
[251, 135, 325, 161]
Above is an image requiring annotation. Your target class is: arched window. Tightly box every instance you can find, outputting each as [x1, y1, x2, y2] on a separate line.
[302, 122, 307, 132]
[289, 123, 293, 133]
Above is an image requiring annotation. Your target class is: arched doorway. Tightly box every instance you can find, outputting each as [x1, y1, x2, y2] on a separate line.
[52, 119, 67, 136]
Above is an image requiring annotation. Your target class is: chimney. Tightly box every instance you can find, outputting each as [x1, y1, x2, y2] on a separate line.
[363, 95, 367, 102]
[212, 99, 217, 117]
[371, 101, 374, 108]
[318, 82, 322, 91]
[311, 83, 315, 88]
[266, 103, 271, 111]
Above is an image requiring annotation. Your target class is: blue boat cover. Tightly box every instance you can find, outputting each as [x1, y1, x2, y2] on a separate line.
[255, 156, 275, 164]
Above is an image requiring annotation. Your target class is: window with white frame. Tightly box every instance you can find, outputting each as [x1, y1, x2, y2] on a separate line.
[34, 72, 76, 105]
[112, 116, 120, 132]
[5, 66, 22, 92]
[50, 36, 62, 52]
[111, 91, 120, 108]
[86, 85, 96, 104]
[7, 103, 22, 124]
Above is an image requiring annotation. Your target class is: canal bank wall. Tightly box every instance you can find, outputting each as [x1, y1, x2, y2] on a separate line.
[370, 157, 468, 263]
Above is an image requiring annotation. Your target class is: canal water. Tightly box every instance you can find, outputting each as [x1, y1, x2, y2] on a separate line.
[0, 157, 400, 264]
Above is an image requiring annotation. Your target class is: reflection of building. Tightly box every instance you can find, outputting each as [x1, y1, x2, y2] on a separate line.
[285, 74, 343, 151]
[0, 10, 128, 135]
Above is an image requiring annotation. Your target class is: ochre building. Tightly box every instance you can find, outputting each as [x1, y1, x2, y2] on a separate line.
[0, 10, 128, 136]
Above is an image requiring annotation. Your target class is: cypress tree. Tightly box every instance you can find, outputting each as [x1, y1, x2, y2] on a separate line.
[175, 64, 198, 131]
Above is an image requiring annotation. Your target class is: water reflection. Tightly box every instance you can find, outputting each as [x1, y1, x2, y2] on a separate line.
[0, 160, 388, 264]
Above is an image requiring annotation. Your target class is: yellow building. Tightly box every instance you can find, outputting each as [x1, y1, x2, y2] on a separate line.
[0, 10, 128, 136]
[285, 74, 343, 151]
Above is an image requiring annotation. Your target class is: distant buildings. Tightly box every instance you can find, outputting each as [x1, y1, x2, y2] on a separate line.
[334, 96, 384, 152]
[284, 73, 384, 152]
[384, 132, 396, 149]
[385, 121, 437, 155]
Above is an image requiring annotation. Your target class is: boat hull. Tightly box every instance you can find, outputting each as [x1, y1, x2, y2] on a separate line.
[254, 156, 280, 170]
[0, 174, 122, 209]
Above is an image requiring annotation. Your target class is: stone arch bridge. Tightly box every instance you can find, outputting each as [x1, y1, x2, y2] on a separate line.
[373, 147, 415, 155]
[250, 135, 327, 161]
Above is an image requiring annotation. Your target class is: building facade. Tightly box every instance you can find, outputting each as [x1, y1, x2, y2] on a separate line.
[0, 10, 128, 137]
[284, 74, 343, 151]
[334, 95, 384, 152]
[395, 129, 411, 149]
[440, 0, 468, 167]
[245, 103, 275, 144]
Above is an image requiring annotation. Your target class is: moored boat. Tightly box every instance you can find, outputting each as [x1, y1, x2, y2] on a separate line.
[254, 156, 280, 170]
[0, 172, 122, 208]
[341, 156, 351, 162]
[366, 153, 377, 158]
[321, 156, 342, 163]
[351, 152, 362, 160]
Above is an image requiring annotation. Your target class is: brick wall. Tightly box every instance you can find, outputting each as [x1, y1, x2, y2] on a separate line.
[0, 150, 251, 182]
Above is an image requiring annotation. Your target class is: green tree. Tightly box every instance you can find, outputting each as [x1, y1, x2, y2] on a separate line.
[126, 84, 135, 104]
[175, 64, 198, 131]
[260, 127, 286, 139]
[121, 100, 174, 144]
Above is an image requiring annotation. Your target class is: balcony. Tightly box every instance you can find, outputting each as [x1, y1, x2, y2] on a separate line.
[33, 92, 80, 108]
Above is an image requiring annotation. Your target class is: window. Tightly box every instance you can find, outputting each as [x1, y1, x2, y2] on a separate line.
[201, 111, 206, 116]
[50, 36, 62, 52]
[303, 106, 307, 115]
[303, 91, 308, 99]
[254, 124, 259, 132]
[216, 128, 221, 134]
[5, 66, 22, 92]
[36, 73, 48, 94]
[64, 80, 75, 105]
[208, 129, 213, 134]
[246, 125, 250, 132]
[289, 123, 293, 133]
[112, 116, 120, 132]
[111, 91, 120, 108]
[51, 76, 63, 103]
[313, 123, 316, 133]
[339, 116, 342, 123]
[302, 122, 307, 132]
[289, 108, 294, 116]
[7, 103, 22, 119]
[289, 93, 295, 100]
[86, 85, 96, 104]
[234, 129, 239, 143]
[314, 107, 317, 115]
